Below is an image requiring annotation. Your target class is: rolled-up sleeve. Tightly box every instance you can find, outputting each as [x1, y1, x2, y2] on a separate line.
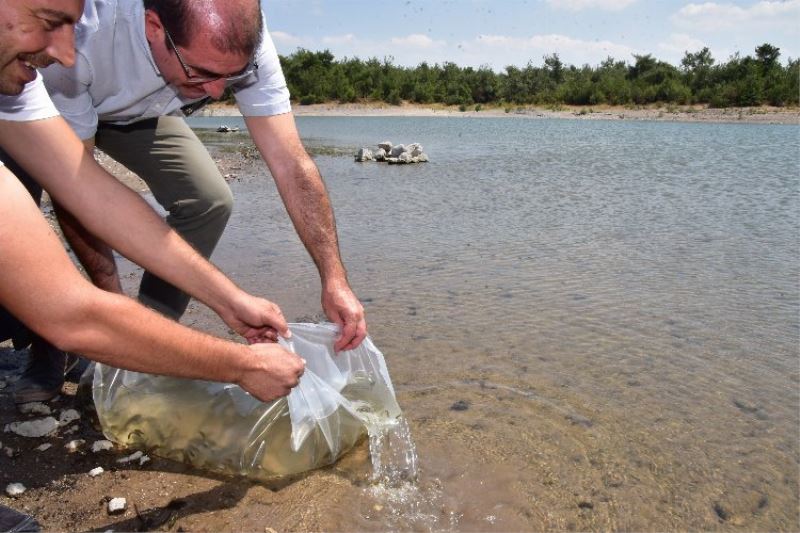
[41, 53, 99, 140]
[233, 19, 292, 117]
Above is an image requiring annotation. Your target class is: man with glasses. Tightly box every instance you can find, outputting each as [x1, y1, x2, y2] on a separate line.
[10, 0, 367, 403]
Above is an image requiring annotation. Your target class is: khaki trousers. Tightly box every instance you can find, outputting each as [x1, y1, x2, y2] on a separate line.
[95, 116, 234, 319]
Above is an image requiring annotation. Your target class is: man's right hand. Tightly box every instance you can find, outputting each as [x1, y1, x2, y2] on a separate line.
[237, 343, 306, 402]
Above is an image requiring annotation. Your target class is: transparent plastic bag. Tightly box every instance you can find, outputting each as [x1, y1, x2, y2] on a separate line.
[92, 323, 402, 481]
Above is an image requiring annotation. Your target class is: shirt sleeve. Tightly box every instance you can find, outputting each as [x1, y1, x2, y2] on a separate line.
[232, 16, 292, 117]
[0, 74, 59, 122]
[41, 52, 99, 140]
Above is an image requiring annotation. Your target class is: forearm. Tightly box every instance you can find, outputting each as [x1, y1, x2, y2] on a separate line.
[0, 168, 251, 383]
[0, 117, 245, 319]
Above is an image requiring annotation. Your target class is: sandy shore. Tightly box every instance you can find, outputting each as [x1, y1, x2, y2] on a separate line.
[200, 101, 800, 125]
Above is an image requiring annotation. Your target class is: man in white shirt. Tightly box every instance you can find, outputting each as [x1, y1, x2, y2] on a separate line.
[0, 1, 306, 404]
[8, 0, 366, 402]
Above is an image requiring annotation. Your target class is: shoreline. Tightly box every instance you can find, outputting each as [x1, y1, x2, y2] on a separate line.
[200, 101, 800, 125]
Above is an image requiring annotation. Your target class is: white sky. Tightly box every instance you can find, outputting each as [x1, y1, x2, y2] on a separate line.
[262, 0, 800, 70]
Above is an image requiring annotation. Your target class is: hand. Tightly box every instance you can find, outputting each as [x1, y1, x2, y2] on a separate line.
[221, 291, 291, 344]
[321, 279, 367, 352]
[237, 343, 306, 402]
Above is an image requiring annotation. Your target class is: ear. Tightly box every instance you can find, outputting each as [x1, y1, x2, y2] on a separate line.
[143, 9, 163, 44]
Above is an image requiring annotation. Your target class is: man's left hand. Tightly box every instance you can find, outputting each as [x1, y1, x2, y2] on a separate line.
[222, 292, 291, 344]
[322, 280, 367, 352]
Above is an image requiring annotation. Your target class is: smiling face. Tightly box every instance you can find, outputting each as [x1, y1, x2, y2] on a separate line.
[0, 0, 83, 95]
[144, 8, 250, 100]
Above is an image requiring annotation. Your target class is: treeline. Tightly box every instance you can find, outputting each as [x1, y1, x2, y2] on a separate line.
[274, 43, 798, 108]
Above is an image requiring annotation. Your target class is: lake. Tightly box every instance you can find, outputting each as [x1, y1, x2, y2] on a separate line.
[163, 115, 799, 531]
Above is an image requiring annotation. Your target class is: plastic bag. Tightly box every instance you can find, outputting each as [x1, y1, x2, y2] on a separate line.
[92, 323, 402, 481]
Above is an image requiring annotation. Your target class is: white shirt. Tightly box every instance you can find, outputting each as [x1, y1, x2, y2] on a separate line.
[0, 74, 59, 122]
[0, 74, 60, 166]
[42, 0, 292, 140]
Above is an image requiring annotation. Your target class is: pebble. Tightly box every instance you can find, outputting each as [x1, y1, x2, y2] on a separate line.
[108, 497, 127, 515]
[91, 440, 114, 453]
[58, 409, 81, 426]
[18, 402, 52, 416]
[35, 443, 52, 452]
[139, 455, 151, 466]
[5, 483, 26, 497]
[450, 400, 470, 411]
[4, 417, 59, 438]
[89, 467, 104, 478]
[117, 451, 143, 464]
[5, 447, 15, 458]
[65, 439, 86, 453]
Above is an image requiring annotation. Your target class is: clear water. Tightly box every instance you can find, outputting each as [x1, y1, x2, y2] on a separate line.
[162, 115, 799, 530]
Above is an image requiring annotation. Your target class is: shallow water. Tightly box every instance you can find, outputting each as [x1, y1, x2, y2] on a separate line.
[128, 115, 799, 531]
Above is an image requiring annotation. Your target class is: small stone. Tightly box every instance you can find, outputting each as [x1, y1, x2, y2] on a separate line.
[18, 402, 52, 416]
[63, 425, 80, 435]
[223, 173, 237, 181]
[4, 417, 59, 438]
[92, 440, 114, 453]
[450, 400, 470, 411]
[5, 447, 15, 458]
[65, 439, 86, 453]
[89, 467, 104, 478]
[139, 455, 151, 466]
[58, 409, 81, 426]
[5, 483, 26, 497]
[35, 443, 52, 452]
[117, 451, 143, 464]
[108, 497, 127, 515]
[373, 504, 383, 511]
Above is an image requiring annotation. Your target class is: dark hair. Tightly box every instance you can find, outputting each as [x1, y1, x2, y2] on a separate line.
[144, 0, 263, 57]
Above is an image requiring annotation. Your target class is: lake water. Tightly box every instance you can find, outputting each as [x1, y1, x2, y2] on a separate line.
[163, 115, 799, 531]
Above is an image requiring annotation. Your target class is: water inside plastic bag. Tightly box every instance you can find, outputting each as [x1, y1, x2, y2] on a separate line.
[93, 323, 404, 481]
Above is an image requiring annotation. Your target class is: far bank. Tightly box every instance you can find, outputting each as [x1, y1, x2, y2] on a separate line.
[198, 101, 800, 125]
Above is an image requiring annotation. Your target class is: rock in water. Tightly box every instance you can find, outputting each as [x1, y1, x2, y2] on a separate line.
[355, 147, 374, 162]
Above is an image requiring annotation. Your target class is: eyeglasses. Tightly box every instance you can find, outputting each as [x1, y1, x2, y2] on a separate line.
[163, 27, 255, 85]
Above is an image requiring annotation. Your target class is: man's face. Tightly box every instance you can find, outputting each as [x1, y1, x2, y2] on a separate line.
[0, 0, 83, 95]
[144, 10, 251, 100]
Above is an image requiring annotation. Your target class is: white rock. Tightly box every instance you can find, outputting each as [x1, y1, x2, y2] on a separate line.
[416, 153, 429, 162]
[65, 439, 85, 453]
[398, 152, 414, 163]
[139, 455, 151, 466]
[377, 141, 392, 152]
[355, 147, 374, 162]
[58, 409, 81, 426]
[92, 440, 114, 453]
[4, 417, 59, 438]
[406, 143, 422, 153]
[374, 148, 387, 162]
[5, 483, 25, 497]
[18, 402, 51, 416]
[108, 497, 127, 514]
[89, 467, 104, 478]
[389, 144, 406, 157]
[35, 443, 52, 452]
[117, 451, 143, 464]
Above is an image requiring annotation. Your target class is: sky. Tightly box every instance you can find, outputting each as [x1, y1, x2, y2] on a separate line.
[261, 0, 800, 71]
